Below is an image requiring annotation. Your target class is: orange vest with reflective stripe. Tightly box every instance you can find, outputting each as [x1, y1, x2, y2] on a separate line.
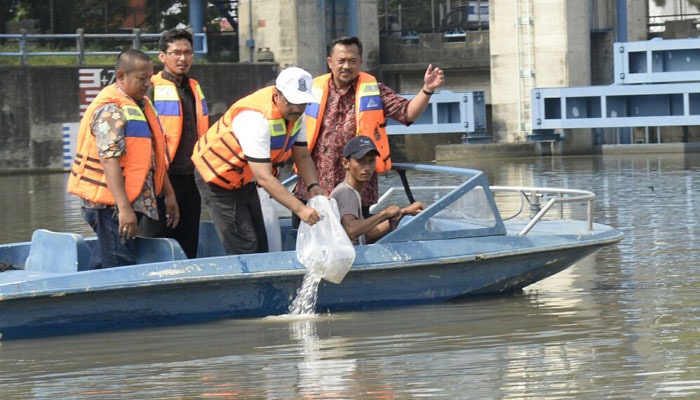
[151, 72, 209, 163]
[191, 86, 302, 189]
[305, 72, 391, 173]
[67, 84, 167, 205]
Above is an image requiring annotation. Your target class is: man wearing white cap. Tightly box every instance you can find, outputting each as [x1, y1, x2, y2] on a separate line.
[191, 67, 326, 255]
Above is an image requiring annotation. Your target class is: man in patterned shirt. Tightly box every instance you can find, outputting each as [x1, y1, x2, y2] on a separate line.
[296, 36, 444, 218]
[67, 49, 179, 268]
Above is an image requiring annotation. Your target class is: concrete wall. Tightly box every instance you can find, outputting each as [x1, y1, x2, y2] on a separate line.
[490, 0, 592, 145]
[358, 0, 381, 72]
[489, 0, 648, 151]
[627, 0, 649, 41]
[0, 62, 445, 171]
[0, 64, 277, 170]
[237, 0, 298, 65]
[378, 32, 490, 99]
[390, 133, 465, 163]
[0, 67, 77, 170]
[238, 0, 381, 77]
[297, 0, 331, 75]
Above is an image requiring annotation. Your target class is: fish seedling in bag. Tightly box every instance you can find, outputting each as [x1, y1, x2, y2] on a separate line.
[296, 196, 356, 283]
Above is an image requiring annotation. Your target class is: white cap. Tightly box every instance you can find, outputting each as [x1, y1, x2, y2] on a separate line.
[275, 67, 314, 104]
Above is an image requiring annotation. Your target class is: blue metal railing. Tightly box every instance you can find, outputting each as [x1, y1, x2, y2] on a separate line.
[0, 29, 208, 66]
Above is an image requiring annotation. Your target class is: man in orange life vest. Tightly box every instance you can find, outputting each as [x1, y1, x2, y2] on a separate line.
[139, 28, 208, 259]
[191, 67, 326, 255]
[67, 49, 180, 269]
[295, 36, 444, 218]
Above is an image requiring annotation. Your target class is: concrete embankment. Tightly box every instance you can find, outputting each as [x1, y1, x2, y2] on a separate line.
[436, 141, 700, 163]
[0, 64, 277, 171]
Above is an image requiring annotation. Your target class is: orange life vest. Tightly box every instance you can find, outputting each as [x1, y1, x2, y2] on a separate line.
[151, 72, 209, 163]
[305, 72, 391, 173]
[191, 86, 302, 189]
[67, 85, 167, 205]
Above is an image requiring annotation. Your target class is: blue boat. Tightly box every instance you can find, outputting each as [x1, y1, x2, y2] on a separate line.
[0, 164, 623, 340]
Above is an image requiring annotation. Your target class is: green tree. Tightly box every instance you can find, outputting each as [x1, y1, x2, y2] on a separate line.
[5, 0, 232, 34]
[8, 0, 130, 34]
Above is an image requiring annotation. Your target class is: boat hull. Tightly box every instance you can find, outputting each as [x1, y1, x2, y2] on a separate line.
[0, 163, 626, 340]
[0, 231, 617, 340]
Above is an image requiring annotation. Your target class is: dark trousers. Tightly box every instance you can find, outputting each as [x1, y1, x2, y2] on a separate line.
[82, 206, 141, 269]
[194, 170, 268, 255]
[139, 173, 201, 258]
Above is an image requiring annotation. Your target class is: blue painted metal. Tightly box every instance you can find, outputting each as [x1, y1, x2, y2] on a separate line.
[616, 0, 627, 43]
[615, 38, 700, 84]
[0, 32, 209, 60]
[246, 0, 254, 62]
[377, 163, 505, 243]
[0, 164, 623, 340]
[531, 82, 700, 130]
[531, 37, 700, 138]
[189, 0, 205, 54]
[347, 0, 358, 37]
[386, 91, 489, 142]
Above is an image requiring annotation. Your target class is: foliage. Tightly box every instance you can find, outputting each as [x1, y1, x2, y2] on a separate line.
[5, 0, 226, 34]
[8, 0, 132, 33]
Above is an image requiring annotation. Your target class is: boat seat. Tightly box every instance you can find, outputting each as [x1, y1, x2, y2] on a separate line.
[24, 229, 91, 273]
[196, 221, 226, 258]
[134, 237, 188, 264]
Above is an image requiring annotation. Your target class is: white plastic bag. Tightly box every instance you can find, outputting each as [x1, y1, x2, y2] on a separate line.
[257, 187, 282, 252]
[296, 195, 356, 284]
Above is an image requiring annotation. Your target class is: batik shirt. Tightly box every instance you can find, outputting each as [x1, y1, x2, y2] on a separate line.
[296, 79, 411, 206]
[81, 101, 159, 220]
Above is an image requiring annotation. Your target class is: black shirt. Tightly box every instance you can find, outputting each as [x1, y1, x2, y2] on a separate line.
[161, 70, 198, 175]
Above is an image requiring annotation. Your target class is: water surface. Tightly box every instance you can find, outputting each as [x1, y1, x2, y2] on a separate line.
[1, 154, 699, 399]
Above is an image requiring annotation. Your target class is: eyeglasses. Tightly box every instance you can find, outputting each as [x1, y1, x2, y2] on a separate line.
[166, 50, 194, 58]
[278, 94, 307, 109]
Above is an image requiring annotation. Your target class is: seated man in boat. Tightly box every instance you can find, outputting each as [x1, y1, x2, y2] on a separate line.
[331, 136, 424, 245]
[67, 49, 180, 268]
[191, 67, 327, 255]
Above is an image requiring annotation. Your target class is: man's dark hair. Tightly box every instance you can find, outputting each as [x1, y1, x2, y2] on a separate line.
[158, 28, 194, 52]
[328, 36, 363, 57]
[115, 49, 151, 73]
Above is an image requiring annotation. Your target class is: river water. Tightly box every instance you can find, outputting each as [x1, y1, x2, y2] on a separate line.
[1, 154, 699, 399]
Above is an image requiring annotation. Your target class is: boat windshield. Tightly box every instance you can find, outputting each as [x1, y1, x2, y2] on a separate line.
[372, 184, 498, 232]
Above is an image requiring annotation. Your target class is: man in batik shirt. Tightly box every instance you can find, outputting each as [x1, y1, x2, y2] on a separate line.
[296, 36, 444, 217]
[67, 49, 179, 268]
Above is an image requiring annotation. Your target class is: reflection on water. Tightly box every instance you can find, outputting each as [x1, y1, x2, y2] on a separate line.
[2, 154, 700, 398]
[0, 173, 92, 243]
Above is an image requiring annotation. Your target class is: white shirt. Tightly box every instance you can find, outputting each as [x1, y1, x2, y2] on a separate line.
[231, 110, 307, 162]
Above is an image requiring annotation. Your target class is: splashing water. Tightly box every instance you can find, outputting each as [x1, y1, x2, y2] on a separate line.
[288, 269, 323, 315]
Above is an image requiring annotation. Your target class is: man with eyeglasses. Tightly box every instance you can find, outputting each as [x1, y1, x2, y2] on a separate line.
[191, 67, 326, 255]
[140, 28, 209, 259]
[295, 36, 444, 219]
